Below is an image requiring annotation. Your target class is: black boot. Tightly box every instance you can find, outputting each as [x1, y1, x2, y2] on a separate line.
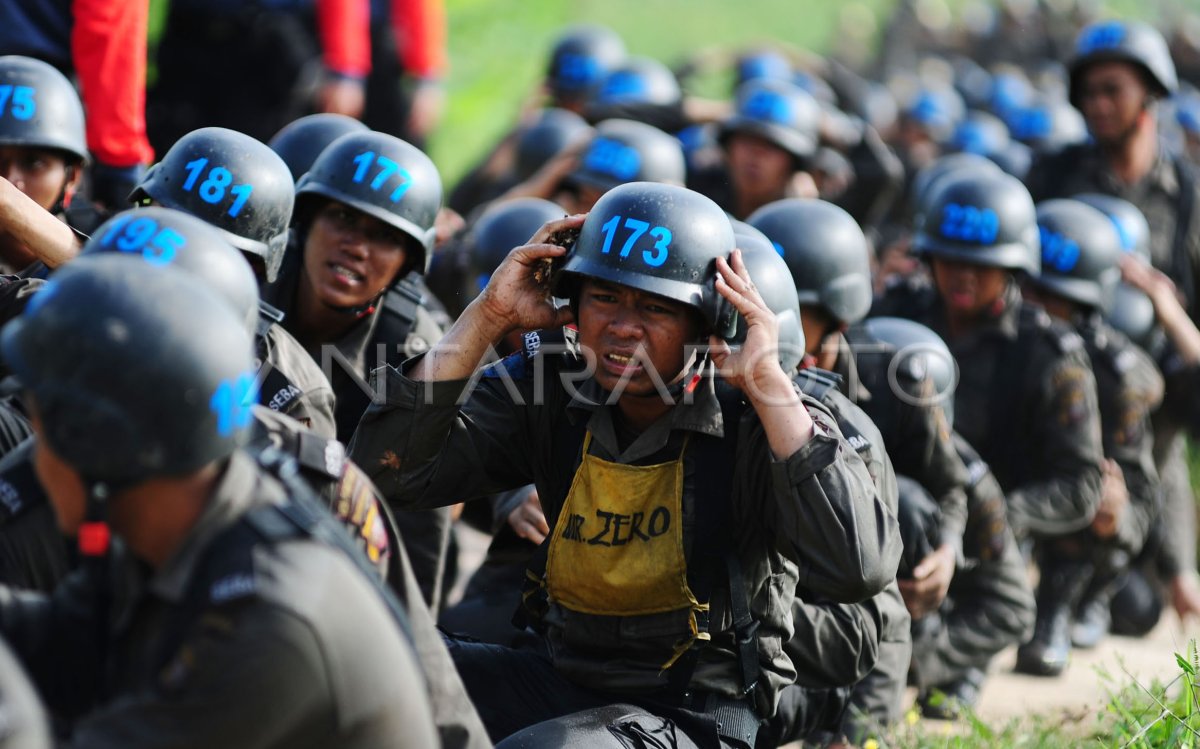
[1015, 557, 1092, 677]
[918, 668, 987, 720]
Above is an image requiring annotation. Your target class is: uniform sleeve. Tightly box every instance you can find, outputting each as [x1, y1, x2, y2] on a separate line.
[70, 605, 439, 749]
[390, 0, 448, 79]
[70, 0, 154, 167]
[1003, 347, 1105, 537]
[348, 358, 538, 510]
[741, 396, 901, 603]
[317, 0, 371, 79]
[1108, 354, 1163, 555]
[786, 594, 882, 689]
[887, 387, 971, 559]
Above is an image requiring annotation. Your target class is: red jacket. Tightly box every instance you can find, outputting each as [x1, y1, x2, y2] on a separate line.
[317, 0, 447, 80]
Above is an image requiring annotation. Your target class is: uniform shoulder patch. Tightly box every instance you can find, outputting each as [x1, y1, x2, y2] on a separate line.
[209, 572, 257, 604]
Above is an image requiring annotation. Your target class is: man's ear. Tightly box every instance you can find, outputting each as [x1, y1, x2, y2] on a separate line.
[61, 164, 83, 208]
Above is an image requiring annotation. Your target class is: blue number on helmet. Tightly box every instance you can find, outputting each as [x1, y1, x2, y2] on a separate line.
[180, 158, 255, 217]
[583, 137, 641, 181]
[742, 90, 793, 125]
[598, 214, 672, 267]
[940, 203, 1000, 244]
[1104, 216, 1135, 253]
[1013, 108, 1050, 140]
[557, 53, 601, 86]
[0, 86, 35, 121]
[99, 214, 187, 266]
[210, 372, 259, 437]
[599, 71, 646, 103]
[1039, 227, 1081, 272]
[350, 151, 414, 203]
[1078, 22, 1126, 54]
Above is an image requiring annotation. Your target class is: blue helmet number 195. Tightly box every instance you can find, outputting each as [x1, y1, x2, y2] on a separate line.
[98, 214, 186, 266]
[599, 215, 672, 267]
[0, 86, 35, 120]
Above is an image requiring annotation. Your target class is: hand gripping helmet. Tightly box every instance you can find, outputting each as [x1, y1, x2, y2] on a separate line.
[0, 56, 87, 163]
[591, 57, 682, 108]
[515, 108, 593, 181]
[1031, 199, 1123, 310]
[731, 221, 805, 372]
[553, 182, 737, 338]
[130, 127, 294, 283]
[719, 79, 821, 163]
[80, 207, 260, 332]
[470, 197, 565, 287]
[2, 256, 257, 485]
[268, 113, 369, 182]
[1068, 20, 1178, 108]
[861, 316, 959, 428]
[546, 24, 627, 102]
[912, 170, 1040, 275]
[568, 119, 686, 192]
[747, 198, 873, 326]
[295, 130, 443, 277]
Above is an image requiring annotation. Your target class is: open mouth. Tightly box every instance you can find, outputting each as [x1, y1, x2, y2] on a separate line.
[602, 351, 645, 376]
[329, 263, 365, 284]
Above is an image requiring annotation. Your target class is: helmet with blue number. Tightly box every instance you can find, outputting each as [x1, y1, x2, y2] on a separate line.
[735, 50, 793, 88]
[591, 56, 682, 108]
[515, 108, 593, 181]
[1008, 98, 1087, 152]
[268, 113, 369, 182]
[295, 130, 443, 276]
[1068, 20, 1178, 107]
[719, 79, 821, 163]
[747, 199, 872, 326]
[731, 221, 805, 371]
[913, 170, 1039, 275]
[546, 25, 627, 103]
[1072, 193, 1157, 343]
[1030, 199, 1122, 309]
[903, 86, 967, 142]
[80, 207, 260, 332]
[1072, 193, 1150, 258]
[470, 197, 566, 288]
[861, 316, 958, 428]
[567, 119, 686, 193]
[948, 110, 1010, 157]
[130, 127, 294, 283]
[0, 56, 87, 164]
[2, 255, 257, 484]
[910, 152, 1003, 219]
[553, 182, 738, 338]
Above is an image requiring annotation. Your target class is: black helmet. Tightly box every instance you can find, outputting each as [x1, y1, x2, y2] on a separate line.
[910, 152, 1003, 218]
[912, 170, 1039, 275]
[592, 57, 682, 108]
[861, 316, 958, 427]
[470, 197, 565, 286]
[546, 24, 626, 102]
[735, 50, 793, 88]
[567, 119, 686, 192]
[554, 182, 737, 338]
[1072, 193, 1150, 257]
[515, 108, 593, 181]
[1008, 98, 1087, 152]
[130, 127, 294, 283]
[1031, 199, 1122, 309]
[719, 79, 820, 162]
[0, 56, 87, 163]
[268, 113, 369, 182]
[731, 222, 805, 371]
[948, 110, 1010, 157]
[296, 130, 443, 276]
[80, 206, 260, 332]
[2, 256, 257, 485]
[747, 198, 872, 325]
[903, 86, 967, 142]
[1068, 20, 1178, 107]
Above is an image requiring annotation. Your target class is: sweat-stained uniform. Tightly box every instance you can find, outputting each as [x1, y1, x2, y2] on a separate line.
[264, 258, 452, 613]
[349, 331, 900, 746]
[873, 279, 1104, 540]
[0, 451, 439, 749]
